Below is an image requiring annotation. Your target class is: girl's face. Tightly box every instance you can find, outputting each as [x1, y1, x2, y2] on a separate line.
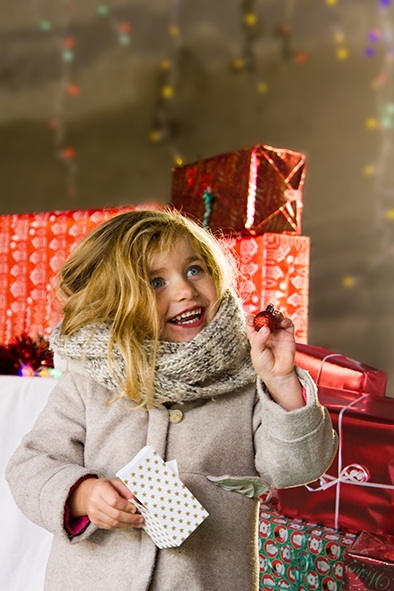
[149, 236, 218, 342]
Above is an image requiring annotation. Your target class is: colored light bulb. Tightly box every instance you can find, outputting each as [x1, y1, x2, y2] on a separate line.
[40, 21, 52, 32]
[97, 5, 109, 16]
[18, 364, 35, 377]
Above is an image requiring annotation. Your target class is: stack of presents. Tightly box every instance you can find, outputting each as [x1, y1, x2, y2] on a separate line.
[1, 144, 393, 589]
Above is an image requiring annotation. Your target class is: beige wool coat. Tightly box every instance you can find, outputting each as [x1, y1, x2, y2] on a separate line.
[6, 367, 337, 591]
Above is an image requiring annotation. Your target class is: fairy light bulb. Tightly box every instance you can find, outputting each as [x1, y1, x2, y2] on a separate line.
[366, 118, 378, 128]
[35, 367, 51, 378]
[169, 25, 179, 37]
[149, 130, 162, 142]
[256, 82, 268, 93]
[119, 34, 130, 45]
[62, 50, 74, 62]
[363, 165, 375, 176]
[18, 364, 35, 377]
[337, 48, 349, 60]
[244, 13, 257, 27]
[342, 276, 355, 289]
[97, 5, 109, 16]
[161, 85, 174, 99]
[67, 84, 80, 96]
[50, 369, 63, 379]
[40, 21, 52, 32]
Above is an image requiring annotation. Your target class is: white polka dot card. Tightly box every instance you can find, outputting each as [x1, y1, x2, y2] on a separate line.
[116, 445, 209, 549]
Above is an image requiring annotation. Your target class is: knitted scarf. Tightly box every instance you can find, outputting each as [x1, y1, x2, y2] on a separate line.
[50, 290, 256, 406]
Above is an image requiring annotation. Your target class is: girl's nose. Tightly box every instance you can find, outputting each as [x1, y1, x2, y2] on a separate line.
[172, 277, 197, 300]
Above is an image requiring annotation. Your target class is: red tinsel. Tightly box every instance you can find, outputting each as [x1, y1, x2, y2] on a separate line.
[0, 334, 54, 375]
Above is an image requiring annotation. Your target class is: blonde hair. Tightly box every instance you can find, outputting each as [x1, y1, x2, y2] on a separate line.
[56, 208, 235, 408]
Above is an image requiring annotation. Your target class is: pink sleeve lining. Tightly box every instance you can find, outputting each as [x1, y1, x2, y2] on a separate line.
[64, 475, 97, 536]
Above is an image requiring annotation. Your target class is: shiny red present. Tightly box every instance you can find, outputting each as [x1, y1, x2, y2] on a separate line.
[343, 531, 394, 590]
[224, 233, 310, 343]
[278, 388, 394, 536]
[0, 205, 161, 344]
[295, 343, 387, 397]
[171, 145, 305, 236]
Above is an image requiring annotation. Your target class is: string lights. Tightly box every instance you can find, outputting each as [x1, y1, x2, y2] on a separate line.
[28, 0, 394, 248]
[232, 0, 267, 92]
[343, 0, 394, 288]
[149, 0, 184, 167]
[33, 1, 133, 197]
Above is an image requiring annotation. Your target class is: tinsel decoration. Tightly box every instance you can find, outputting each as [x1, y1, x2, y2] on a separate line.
[0, 334, 54, 376]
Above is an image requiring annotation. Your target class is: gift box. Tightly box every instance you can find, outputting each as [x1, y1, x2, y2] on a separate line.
[225, 233, 310, 343]
[0, 206, 152, 344]
[171, 144, 306, 236]
[117, 446, 208, 548]
[343, 531, 394, 590]
[278, 388, 394, 536]
[258, 497, 357, 591]
[295, 344, 387, 397]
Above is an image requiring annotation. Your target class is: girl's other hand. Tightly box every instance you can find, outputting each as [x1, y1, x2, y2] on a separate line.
[67, 477, 144, 530]
[245, 312, 305, 411]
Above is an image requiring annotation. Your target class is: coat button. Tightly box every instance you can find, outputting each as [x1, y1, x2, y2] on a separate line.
[169, 409, 183, 423]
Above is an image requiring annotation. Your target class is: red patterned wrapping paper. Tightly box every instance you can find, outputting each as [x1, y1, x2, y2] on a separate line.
[278, 388, 394, 536]
[343, 531, 394, 590]
[0, 206, 142, 344]
[295, 344, 387, 397]
[171, 144, 306, 236]
[224, 233, 310, 343]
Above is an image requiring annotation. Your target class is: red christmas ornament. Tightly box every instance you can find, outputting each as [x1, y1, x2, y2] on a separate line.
[253, 304, 281, 332]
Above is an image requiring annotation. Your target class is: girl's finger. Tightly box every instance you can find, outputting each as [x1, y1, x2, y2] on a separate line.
[93, 507, 144, 529]
[273, 310, 284, 323]
[279, 317, 295, 332]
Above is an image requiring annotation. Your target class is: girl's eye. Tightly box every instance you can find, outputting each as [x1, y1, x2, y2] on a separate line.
[187, 266, 202, 277]
[150, 277, 165, 289]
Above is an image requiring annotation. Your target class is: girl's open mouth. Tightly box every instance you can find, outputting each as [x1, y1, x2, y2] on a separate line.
[169, 307, 204, 326]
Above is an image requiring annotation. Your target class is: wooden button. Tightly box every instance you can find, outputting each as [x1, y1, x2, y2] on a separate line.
[169, 409, 183, 423]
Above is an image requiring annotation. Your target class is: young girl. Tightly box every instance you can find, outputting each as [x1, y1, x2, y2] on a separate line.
[6, 209, 337, 591]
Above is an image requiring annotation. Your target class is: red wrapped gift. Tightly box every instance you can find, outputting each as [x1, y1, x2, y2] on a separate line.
[224, 233, 310, 343]
[171, 144, 306, 236]
[343, 531, 394, 590]
[0, 205, 162, 344]
[278, 388, 394, 536]
[295, 344, 387, 397]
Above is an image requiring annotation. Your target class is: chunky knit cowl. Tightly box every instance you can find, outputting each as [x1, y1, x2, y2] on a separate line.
[50, 290, 256, 406]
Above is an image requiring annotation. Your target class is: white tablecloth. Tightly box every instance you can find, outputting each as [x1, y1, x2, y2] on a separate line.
[1, 376, 58, 591]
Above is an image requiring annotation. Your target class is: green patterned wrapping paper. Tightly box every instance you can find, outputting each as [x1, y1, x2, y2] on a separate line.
[259, 498, 357, 591]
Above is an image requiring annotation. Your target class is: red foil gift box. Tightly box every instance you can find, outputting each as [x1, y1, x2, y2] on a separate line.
[170, 145, 306, 236]
[343, 531, 394, 590]
[0, 206, 146, 344]
[224, 233, 310, 343]
[278, 388, 394, 536]
[295, 344, 387, 397]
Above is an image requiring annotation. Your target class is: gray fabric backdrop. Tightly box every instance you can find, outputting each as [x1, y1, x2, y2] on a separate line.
[1, 0, 393, 394]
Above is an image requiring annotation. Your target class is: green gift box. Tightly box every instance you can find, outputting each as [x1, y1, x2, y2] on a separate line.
[259, 497, 357, 590]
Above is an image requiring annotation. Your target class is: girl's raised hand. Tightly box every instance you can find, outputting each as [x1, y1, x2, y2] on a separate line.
[245, 312, 305, 411]
[67, 477, 144, 530]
